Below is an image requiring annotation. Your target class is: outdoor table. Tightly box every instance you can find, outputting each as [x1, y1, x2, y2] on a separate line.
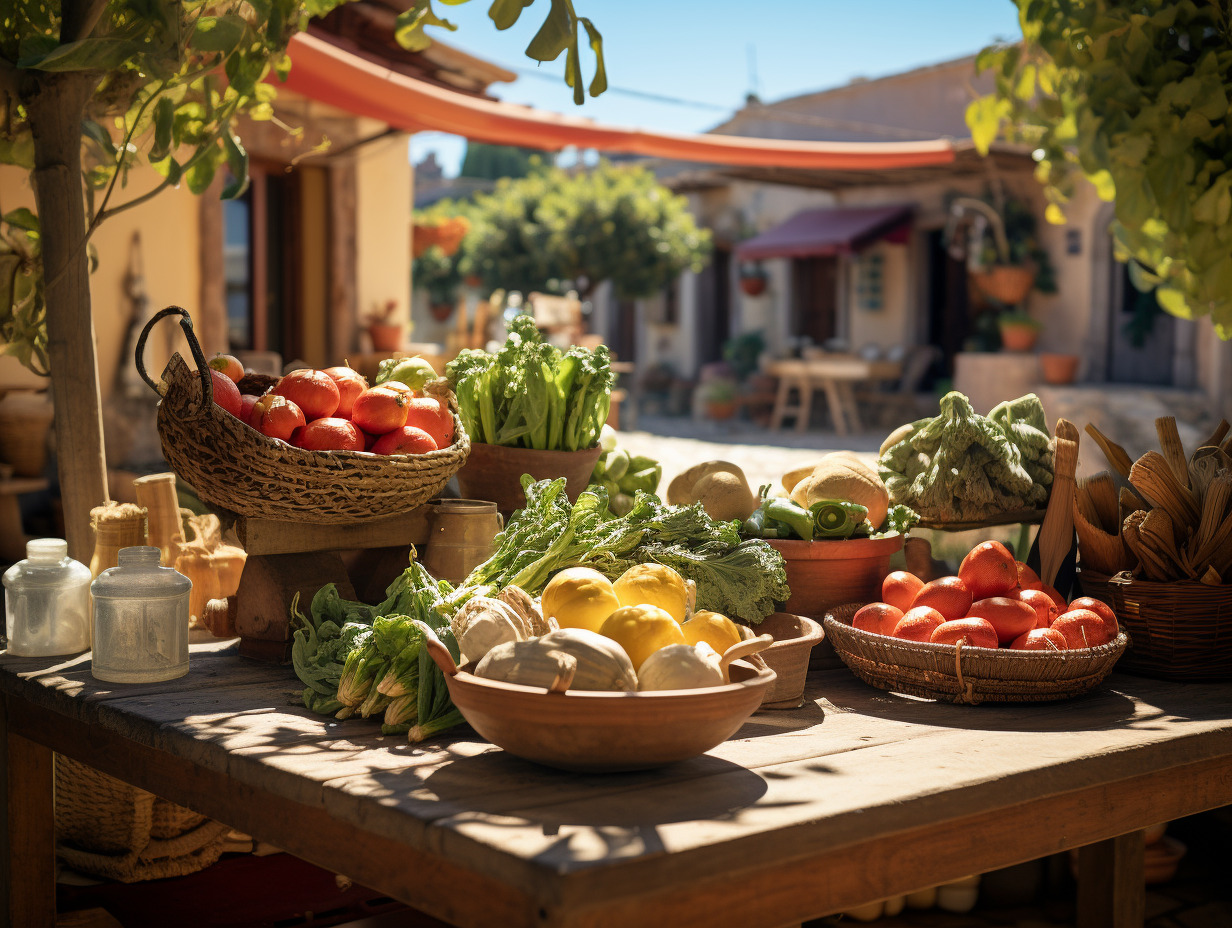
[3, 639, 1232, 928]
[766, 357, 902, 435]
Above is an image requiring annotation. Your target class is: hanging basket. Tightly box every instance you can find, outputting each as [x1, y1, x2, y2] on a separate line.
[135, 306, 469, 524]
[971, 265, 1035, 306]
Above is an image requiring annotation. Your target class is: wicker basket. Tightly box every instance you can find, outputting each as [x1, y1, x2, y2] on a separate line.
[136, 307, 469, 523]
[822, 603, 1128, 704]
[1077, 569, 1232, 681]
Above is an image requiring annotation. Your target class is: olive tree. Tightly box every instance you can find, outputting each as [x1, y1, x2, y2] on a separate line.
[0, 0, 604, 556]
[968, 1, 1232, 338]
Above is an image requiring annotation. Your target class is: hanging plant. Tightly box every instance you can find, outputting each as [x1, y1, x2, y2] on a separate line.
[739, 262, 768, 296]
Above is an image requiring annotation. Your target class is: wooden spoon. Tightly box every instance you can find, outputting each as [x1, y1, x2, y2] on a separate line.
[1039, 419, 1079, 588]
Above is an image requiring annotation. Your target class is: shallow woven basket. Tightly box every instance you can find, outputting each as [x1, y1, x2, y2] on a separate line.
[1077, 569, 1232, 682]
[823, 603, 1128, 704]
[136, 306, 469, 524]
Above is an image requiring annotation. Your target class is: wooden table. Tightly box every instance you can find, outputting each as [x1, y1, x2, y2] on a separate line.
[4, 641, 1232, 928]
[766, 357, 902, 435]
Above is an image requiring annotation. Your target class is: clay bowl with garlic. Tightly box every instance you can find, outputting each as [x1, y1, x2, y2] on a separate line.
[422, 629, 776, 773]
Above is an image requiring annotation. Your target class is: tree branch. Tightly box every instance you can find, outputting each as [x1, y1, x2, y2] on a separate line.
[62, 0, 110, 43]
[95, 177, 173, 223]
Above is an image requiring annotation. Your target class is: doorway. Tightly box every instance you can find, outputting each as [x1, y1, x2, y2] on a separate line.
[1107, 264, 1176, 385]
[695, 247, 732, 366]
[790, 255, 838, 348]
[925, 229, 971, 381]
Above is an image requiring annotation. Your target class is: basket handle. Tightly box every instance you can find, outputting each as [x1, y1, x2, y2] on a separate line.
[135, 306, 213, 416]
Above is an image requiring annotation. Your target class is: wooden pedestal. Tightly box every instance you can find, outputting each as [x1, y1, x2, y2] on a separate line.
[230, 509, 431, 662]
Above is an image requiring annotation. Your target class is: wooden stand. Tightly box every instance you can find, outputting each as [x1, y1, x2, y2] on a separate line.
[229, 508, 430, 662]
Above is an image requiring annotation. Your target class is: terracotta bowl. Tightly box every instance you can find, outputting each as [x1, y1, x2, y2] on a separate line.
[454, 442, 602, 516]
[768, 534, 904, 620]
[423, 633, 777, 773]
[750, 612, 824, 709]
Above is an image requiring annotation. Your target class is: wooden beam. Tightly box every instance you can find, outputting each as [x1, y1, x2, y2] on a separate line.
[0, 699, 55, 928]
[233, 507, 429, 554]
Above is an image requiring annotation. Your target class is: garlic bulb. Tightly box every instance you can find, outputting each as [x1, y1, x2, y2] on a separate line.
[637, 642, 725, 691]
[452, 597, 526, 664]
[535, 628, 638, 691]
[497, 585, 549, 636]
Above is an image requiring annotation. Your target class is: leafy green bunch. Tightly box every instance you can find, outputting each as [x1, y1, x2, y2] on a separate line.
[459, 160, 712, 299]
[968, 1, 1232, 337]
[445, 313, 614, 452]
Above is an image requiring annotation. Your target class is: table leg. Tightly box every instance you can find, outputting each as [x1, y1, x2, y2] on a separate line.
[1076, 831, 1145, 928]
[821, 380, 848, 437]
[795, 379, 813, 434]
[770, 377, 791, 431]
[838, 381, 863, 433]
[0, 699, 56, 928]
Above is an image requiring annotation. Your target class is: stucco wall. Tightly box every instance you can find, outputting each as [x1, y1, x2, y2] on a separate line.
[0, 162, 201, 398]
[356, 129, 413, 338]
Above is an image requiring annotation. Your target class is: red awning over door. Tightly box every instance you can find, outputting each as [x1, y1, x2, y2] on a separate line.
[735, 205, 913, 260]
[281, 33, 958, 171]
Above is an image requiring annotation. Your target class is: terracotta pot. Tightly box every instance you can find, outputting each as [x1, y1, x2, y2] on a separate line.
[751, 612, 825, 709]
[971, 265, 1035, 305]
[999, 321, 1041, 352]
[767, 534, 905, 620]
[368, 323, 405, 352]
[454, 442, 603, 516]
[429, 302, 454, 322]
[1039, 352, 1080, 384]
[463, 274, 483, 288]
[706, 400, 737, 420]
[739, 275, 768, 297]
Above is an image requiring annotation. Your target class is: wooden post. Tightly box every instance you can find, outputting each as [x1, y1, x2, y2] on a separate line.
[1076, 831, 1145, 928]
[0, 699, 56, 928]
[23, 69, 108, 561]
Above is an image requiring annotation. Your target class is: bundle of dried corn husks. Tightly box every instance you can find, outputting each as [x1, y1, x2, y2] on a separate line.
[1074, 417, 1232, 584]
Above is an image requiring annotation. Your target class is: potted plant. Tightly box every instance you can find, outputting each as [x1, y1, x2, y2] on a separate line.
[700, 377, 738, 420]
[738, 262, 769, 297]
[945, 196, 1056, 307]
[366, 299, 405, 352]
[998, 310, 1043, 352]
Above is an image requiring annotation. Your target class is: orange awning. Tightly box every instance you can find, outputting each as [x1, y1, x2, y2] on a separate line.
[281, 32, 959, 171]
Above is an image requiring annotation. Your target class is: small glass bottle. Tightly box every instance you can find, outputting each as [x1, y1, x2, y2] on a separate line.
[2, 538, 92, 656]
[90, 546, 192, 683]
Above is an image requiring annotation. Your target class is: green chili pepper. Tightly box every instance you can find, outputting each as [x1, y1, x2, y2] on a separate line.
[741, 507, 767, 538]
[809, 499, 868, 539]
[765, 498, 815, 541]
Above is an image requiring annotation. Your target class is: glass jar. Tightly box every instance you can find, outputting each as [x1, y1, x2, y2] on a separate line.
[90, 546, 192, 683]
[2, 538, 92, 656]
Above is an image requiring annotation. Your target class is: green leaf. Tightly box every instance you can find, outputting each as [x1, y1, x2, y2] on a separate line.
[221, 133, 250, 200]
[1192, 180, 1231, 226]
[1156, 286, 1195, 320]
[395, 2, 458, 52]
[191, 15, 248, 54]
[525, 0, 572, 62]
[965, 95, 1002, 155]
[186, 154, 218, 196]
[2, 209, 39, 233]
[579, 17, 606, 97]
[148, 97, 176, 163]
[19, 36, 147, 72]
[488, 0, 534, 30]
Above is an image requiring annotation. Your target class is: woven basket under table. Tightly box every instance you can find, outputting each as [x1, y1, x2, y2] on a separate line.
[823, 603, 1128, 704]
[137, 307, 469, 524]
[1077, 569, 1232, 682]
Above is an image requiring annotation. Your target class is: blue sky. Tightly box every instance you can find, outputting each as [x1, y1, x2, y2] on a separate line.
[410, 1, 1022, 176]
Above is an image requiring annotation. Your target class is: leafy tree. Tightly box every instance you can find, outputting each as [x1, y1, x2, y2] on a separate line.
[968, 1, 1232, 338]
[460, 142, 542, 179]
[460, 160, 712, 298]
[0, 0, 604, 557]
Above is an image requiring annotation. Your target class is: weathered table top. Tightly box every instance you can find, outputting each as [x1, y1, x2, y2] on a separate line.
[3, 639, 1232, 927]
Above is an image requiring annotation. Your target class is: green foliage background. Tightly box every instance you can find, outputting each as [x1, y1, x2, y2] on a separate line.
[967, 0, 1232, 338]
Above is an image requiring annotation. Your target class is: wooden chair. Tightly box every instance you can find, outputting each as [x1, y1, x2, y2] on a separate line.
[855, 344, 942, 426]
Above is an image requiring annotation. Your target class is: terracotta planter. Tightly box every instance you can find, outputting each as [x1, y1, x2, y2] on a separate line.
[368, 323, 405, 352]
[706, 400, 737, 420]
[1039, 352, 1080, 384]
[750, 612, 825, 709]
[429, 302, 454, 322]
[739, 275, 768, 297]
[454, 442, 603, 516]
[999, 321, 1041, 352]
[971, 265, 1035, 305]
[767, 534, 904, 620]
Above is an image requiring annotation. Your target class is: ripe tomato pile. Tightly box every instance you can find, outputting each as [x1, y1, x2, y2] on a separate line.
[206, 354, 453, 455]
[854, 540, 1119, 651]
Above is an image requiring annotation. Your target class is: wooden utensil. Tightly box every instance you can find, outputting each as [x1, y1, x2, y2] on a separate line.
[1199, 419, 1229, 450]
[1130, 451, 1200, 531]
[1082, 471, 1121, 533]
[1039, 419, 1079, 588]
[1085, 423, 1134, 479]
[1155, 417, 1191, 490]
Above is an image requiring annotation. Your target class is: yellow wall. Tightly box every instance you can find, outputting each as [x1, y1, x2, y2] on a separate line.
[0, 162, 201, 397]
[298, 165, 329, 367]
[356, 131, 413, 338]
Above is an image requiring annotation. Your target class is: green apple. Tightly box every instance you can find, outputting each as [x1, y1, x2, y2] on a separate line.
[379, 356, 437, 392]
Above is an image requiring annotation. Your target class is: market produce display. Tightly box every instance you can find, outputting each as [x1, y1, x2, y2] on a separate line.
[878, 392, 1054, 525]
[445, 314, 615, 451]
[1078, 416, 1232, 583]
[445, 476, 790, 624]
[667, 461, 758, 522]
[210, 352, 453, 455]
[740, 452, 919, 541]
[590, 424, 661, 516]
[851, 539, 1118, 651]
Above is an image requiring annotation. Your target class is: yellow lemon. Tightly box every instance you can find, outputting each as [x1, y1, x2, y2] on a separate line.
[680, 611, 743, 656]
[599, 604, 685, 671]
[612, 563, 688, 623]
[541, 567, 621, 634]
